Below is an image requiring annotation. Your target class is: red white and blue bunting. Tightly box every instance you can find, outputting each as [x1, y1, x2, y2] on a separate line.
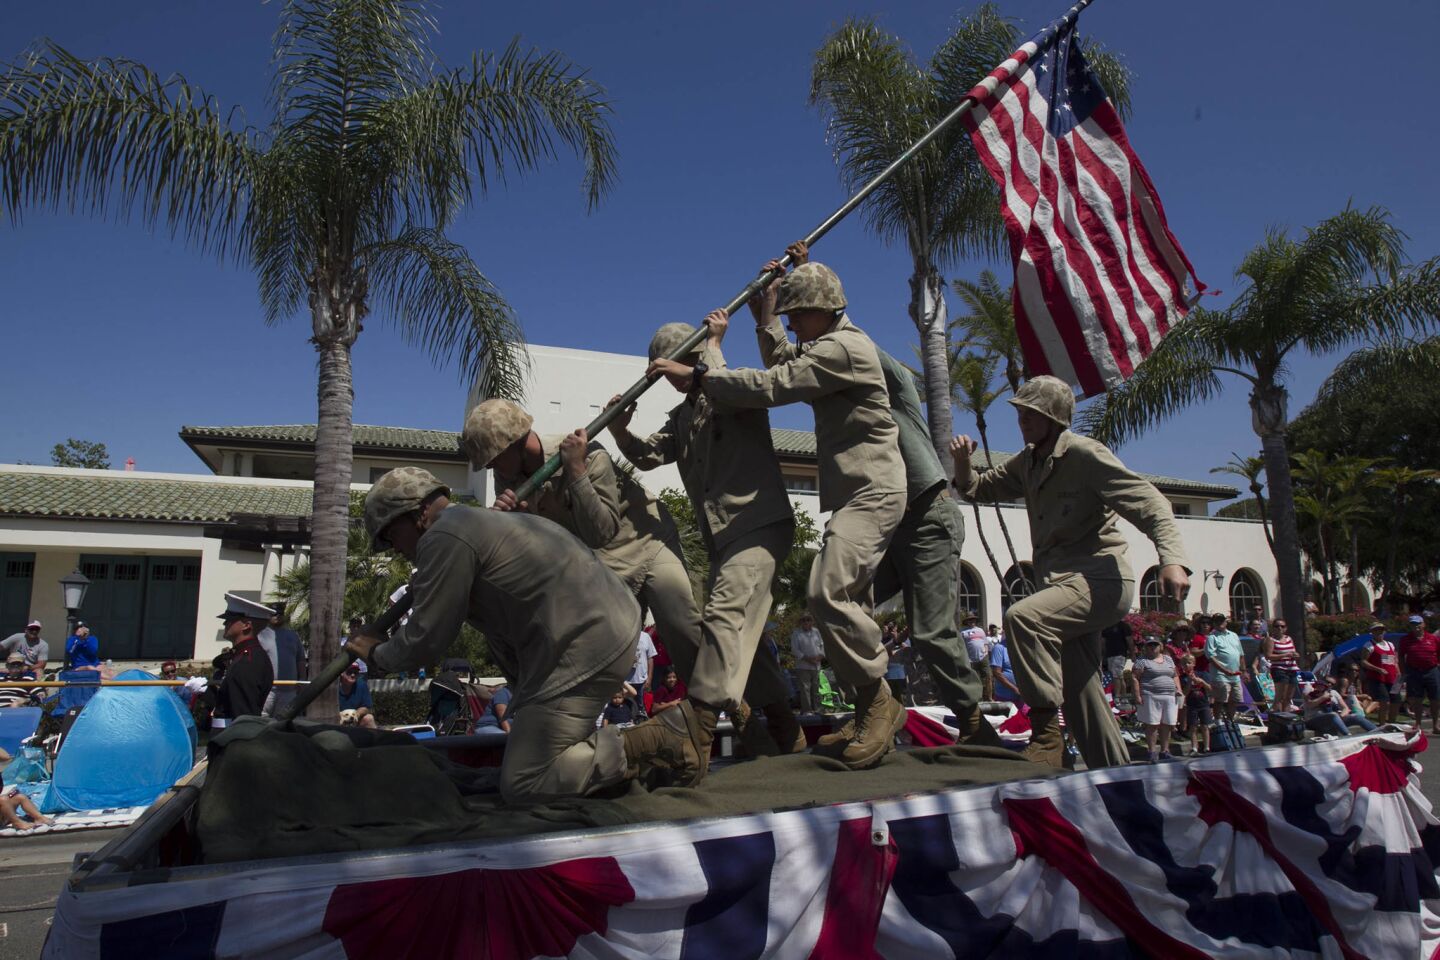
[47, 730, 1439, 959]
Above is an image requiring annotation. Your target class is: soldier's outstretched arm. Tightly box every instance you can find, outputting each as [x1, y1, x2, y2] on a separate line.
[371, 534, 476, 673]
[610, 395, 677, 470]
[700, 339, 852, 409]
[950, 434, 1024, 503]
[1089, 444, 1191, 593]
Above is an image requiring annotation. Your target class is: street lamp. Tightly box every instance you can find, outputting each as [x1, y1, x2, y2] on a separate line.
[1201, 569, 1225, 591]
[59, 569, 91, 638]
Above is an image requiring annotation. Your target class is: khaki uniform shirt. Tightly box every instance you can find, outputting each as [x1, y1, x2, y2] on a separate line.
[615, 343, 793, 551]
[701, 314, 904, 512]
[954, 429, 1189, 584]
[496, 434, 678, 592]
[372, 506, 639, 707]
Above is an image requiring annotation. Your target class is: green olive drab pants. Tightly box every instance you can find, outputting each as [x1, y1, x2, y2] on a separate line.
[809, 489, 906, 687]
[664, 522, 793, 712]
[1003, 575, 1133, 769]
[499, 645, 632, 803]
[872, 491, 983, 717]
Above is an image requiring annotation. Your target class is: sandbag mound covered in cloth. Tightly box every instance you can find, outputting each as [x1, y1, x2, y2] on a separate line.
[50, 668, 197, 812]
[46, 730, 1438, 959]
[194, 717, 1049, 862]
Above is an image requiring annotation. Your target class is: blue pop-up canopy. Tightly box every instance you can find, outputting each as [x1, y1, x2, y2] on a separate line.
[49, 669, 197, 811]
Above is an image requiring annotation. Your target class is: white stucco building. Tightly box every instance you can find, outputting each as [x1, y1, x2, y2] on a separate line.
[0, 341, 1298, 664]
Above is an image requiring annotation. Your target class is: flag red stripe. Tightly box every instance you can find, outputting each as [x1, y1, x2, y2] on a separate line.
[1082, 106, 1189, 311]
[1187, 770, 1367, 960]
[1004, 796, 1214, 960]
[973, 80, 1107, 392]
[1066, 121, 1169, 351]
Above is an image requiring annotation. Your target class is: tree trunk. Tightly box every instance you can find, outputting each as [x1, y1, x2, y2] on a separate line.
[976, 424, 1029, 591]
[306, 270, 365, 722]
[1348, 527, 1361, 612]
[1384, 491, 1404, 613]
[1250, 481, 1276, 557]
[968, 498, 1013, 609]
[909, 262, 953, 465]
[1251, 379, 1308, 656]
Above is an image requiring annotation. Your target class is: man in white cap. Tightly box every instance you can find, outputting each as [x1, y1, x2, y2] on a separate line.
[1, 620, 49, 674]
[347, 467, 709, 801]
[212, 594, 275, 729]
[951, 376, 1189, 769]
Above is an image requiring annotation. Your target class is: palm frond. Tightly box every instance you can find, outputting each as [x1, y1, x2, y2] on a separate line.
[362, 227, 528, 399]
[0, 42, 256, 255]
[1074, 310, 1228, 446]
[1295, 258, 1440, 354]
[361, 38, 618, 230]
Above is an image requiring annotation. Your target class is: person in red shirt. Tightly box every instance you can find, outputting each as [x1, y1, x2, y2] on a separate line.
[650, 665, 687, 714]
[1359, 622, 1401, 724]
[1400, 615, 1440, 733]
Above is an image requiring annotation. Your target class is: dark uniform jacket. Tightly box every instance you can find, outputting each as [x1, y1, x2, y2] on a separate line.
[215, 637, 274, 720]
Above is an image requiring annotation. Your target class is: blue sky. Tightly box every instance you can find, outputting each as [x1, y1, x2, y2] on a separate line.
[2, 1, 1436, 496]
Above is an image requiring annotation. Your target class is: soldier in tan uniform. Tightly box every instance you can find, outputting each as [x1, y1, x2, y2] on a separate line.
[462, 399, 703, 719]
[609, 311, 803, 755]
[950, 377, 1190, 768]
[650, 259, 907, 770]
[348, 468, 709, 800]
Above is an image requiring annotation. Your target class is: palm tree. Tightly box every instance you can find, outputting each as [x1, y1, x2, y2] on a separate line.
[0, 0, 617, 717]
[1372, 465, 1440, 608]
[1078, 207, 1440, 653]
[1292, 451, 1381, 613]
[1209, 453, 1274, 556]
[809, 5, 1129, 460]
[952, 269, 1026, 393]
[949, 269, 1030, 586]
[946, 350, 1013, 600]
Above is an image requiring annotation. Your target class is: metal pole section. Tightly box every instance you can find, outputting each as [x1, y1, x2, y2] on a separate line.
[375, 0, 1098, 653]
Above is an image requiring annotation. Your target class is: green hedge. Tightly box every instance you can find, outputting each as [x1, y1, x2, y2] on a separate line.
[1305, 613, 1405, 653]
[372, 690, 431, 726]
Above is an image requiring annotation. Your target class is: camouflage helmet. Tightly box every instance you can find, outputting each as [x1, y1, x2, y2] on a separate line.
[364, 466, 449, 549]
[772, 262, 846, 315]
[461, 399, 533, 470]
[648, 322, 703, 362]
[1008, 375, 1075, 427]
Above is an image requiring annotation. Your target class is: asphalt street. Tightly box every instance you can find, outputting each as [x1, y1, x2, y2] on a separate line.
[1, 745, 1437, 959]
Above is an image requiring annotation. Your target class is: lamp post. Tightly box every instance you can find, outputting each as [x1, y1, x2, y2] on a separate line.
[59, 569, 91, 640]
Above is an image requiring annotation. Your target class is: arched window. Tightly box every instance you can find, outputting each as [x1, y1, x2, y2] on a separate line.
[1228, 570, 1264, 624]
[1002, 563, 1036, 613]
[1138, 566, 1164, 613]
[957, 563, 984, 624]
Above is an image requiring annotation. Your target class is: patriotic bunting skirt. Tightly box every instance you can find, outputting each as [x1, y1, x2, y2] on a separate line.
[47, 730, 1438, 959]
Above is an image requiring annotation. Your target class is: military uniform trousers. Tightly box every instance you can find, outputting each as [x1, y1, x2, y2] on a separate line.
[872, 491, 982, 717]
[671, 521, 795, 712]
[627, 536, 704, 682]
[809, 488, 907, 686]
[1003, 574, 1133, 769]
[499, 643, 632, 803]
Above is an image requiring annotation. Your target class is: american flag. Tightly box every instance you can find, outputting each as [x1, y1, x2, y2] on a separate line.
[961, 14, 1204, 398]
[48, 728, 1440, 959]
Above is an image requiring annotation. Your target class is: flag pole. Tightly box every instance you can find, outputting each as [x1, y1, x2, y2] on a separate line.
[373, 0, 1100, 640]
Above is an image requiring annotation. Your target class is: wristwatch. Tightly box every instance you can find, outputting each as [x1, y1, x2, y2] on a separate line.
[691, 361, 709, 388]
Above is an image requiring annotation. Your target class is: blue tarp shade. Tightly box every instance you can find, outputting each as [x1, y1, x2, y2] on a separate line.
[55, 669, 102, 712]
[0, 706, 42, 758]
[1333, 631, 1405, 662]
[49, 669, 197, 812]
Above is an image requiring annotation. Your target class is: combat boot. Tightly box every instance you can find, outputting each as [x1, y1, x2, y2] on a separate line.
[838, 680, 907, 770]
[621, 699, 716, 789]
[953, 704, 1007, 748]
[763, 701, 808, 754]
[1020, 708, 1064, 768]
[812, 716, 854, 756]
[734, 701, 780, 758]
